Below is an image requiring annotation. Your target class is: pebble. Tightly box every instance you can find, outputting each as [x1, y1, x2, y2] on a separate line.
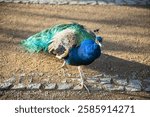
[39, 0, 49, 4]
[0, 82, 13, 90]
[58, 1, 69, 5]
[29, 0, 39, 3]
[27, 83, 41, 90]
[73, 84, 83, 90]
[111, 85, 125, 91]
[19, 74, 25, 83]
[20, 73, 25, 77]
[57, 83, 73, 90]
[143, 78, 150, 83]
[125, 80, 142, 91]
[4, 77, 16, 84]
[88, 84, 103, 91]
[115, 0, 126, 5]
[82, 1, 97, 5]
[21, 0, 29, 3]
[98, 1, 107, 5]
[144, 86, 150, 92]
[44, 83, 56, 90]
[12, 83, 26, 90]
[86, 77, 100, 83]
[124, 0, 136, 5]
[143, 78, 150, 91]
[100, 78, 112, 85]
[69, 1, 78, 5]
[102, 84, 113, 91]
[113, 79, 128, 86]
[106, 0, 115, 5]
[4, 0, 12, 2]
[78, 1, 88, 5]
[39, 72, 44, 77]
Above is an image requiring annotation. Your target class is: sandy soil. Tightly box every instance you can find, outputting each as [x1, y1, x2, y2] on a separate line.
[0, 3, 150, 99]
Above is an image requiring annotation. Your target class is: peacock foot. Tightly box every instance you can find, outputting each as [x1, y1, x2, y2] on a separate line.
[79, 79, 90, 93]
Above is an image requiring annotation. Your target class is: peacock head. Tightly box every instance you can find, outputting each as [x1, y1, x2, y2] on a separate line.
[95, 36, 103, 47]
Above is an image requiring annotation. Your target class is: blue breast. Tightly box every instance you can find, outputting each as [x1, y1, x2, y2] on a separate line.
[65, 39, 101, 66]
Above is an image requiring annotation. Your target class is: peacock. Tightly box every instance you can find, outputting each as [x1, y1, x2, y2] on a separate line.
[21, 23, 103, 92]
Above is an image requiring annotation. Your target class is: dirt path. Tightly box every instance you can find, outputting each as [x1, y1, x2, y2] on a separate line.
[0, 3, 150, 99]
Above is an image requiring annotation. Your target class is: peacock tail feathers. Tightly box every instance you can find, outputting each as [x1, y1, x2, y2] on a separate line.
[21, 23, 96, 53]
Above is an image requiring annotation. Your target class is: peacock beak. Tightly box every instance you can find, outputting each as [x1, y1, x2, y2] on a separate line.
[95, 39, 103, 47]
[98, 42, 102, 47]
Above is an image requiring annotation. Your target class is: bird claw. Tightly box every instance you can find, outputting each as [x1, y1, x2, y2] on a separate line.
[56, 55, 63, 59]
[79, 82, 90, 93]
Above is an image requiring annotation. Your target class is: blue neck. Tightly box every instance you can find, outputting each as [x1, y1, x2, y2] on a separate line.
[65, 39, 101, 66]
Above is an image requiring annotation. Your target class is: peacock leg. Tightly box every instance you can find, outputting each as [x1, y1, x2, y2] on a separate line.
[78, 66, 90, 93]
[58, 61, 68, 77]
[59, 61, 67, 69]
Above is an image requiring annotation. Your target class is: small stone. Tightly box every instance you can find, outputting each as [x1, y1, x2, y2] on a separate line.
[30, 72, 35, 76]
[98, 1, 107, 5]
[0, 91, 3, 96]
[4, 0, 12, 3]
[94, 74, 103, 77]
[106, 0, 115, 5]
[102, 84, 113, 91]
[113, 79, 128, 86]
[19, 74, 25, 83]
[144, 86, 150, 92]
[86, 77, 100, 83]
[20, 73, 25, 77]
[29, 0, 39, 3]
[86, 1, 97, 5]
[124, 0, 136, 5]
[125, 87, 140, 92]
[29, 77, 33, 84]
[73, 84, 83, 90]
[0, 82, 13, 90]
[125, 80, 142, 91]
[88, 84, 103, 91]
[78, 1, 87, 5]
[143, 78, 150, 90]
[138, 1, 146, 5]
[100, 78, 112, 85]
[48, 1, 57, 4]
[143, 78, 150, 83]
[57, 83, 73, 90]
[115, 0, 126, 5]
[27, 83, 41, 90]
[69, 1, 78, 5]
[61, 79, 67, 83]
[58, 1, 68, 5]
[21, 0, 29, 3]
[39, 0, 49, 4]
[44, 83, 56, 90]
[12, 83, 26, 90]
[71, 78, 81, 82]
[39, 72, 44, 76]
[111, 85, 125, 91]
[13, 0, 21, 3]
[4, 77, 16, 84]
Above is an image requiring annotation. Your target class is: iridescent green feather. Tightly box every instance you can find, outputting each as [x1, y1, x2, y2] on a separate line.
[21, 23, 95, 53]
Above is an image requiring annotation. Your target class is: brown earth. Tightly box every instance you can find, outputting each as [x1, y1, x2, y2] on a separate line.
[0, 3, 150, 99]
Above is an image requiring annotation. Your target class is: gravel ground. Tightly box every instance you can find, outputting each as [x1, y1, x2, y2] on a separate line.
[0, 3, 150, 99]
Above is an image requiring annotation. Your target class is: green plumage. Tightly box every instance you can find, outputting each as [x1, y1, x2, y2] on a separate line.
[21, 23, 95, 53]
